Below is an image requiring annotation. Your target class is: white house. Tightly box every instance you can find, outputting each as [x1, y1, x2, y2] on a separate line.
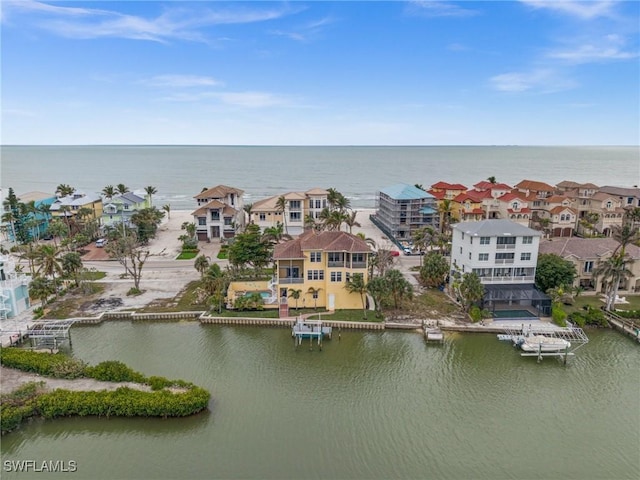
[192, 185, 245, 241]
[0, 255, 31, 320]
[450, 219, 550, 316]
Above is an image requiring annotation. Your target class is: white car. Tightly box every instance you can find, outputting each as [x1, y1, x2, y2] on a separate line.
[95, 238, 107, 248]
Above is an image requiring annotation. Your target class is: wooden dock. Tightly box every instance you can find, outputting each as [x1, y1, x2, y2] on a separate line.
[604, 311, 640, 343]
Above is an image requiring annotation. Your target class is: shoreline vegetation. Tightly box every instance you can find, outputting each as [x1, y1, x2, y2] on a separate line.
[0, 349, 210, 435]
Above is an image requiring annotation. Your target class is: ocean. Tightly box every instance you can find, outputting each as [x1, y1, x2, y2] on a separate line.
[1, 145, 638, 210]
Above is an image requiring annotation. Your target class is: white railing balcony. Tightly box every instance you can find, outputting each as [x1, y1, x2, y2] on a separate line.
[279, 278, 304, 284]
[496, 244, 516, 249]
[495, 259, 515, 264]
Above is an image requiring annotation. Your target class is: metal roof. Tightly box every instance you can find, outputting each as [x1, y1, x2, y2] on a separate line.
[452, 219, 541, 237]
[380, 183, 434, 200]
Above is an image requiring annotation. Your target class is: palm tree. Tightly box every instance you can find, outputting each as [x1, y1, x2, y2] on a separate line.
[412, 226, 436, 267]
[438, 199, 454, 235]
[1, 211, 17, 244]
[55, 184, 75, 198]
[116, 183, 130, 195]
[57, 205, 73, 236]
[307, 287, 322, 310]
[356, 232, 377, 250]
[366, 276, 388, 317]
[345, 273, 368, 318]
[487, 176, 497, 184]
[194, 255, 210, 278]
[344, 211, 361, 234]
[29, 276, 56, 306]
[102, 185, 117, 200]
[384, 269, 413, 310]
[276, 196, 288, 234]
[162, 204, 171, 220]
[243, 203, 253, 224]
[61, 251, 83, 287]
[611, 224, 640, 256]
[262, 222, 292, 245]
[144, 186, 158, 207]
[459, 272, 485, 312]
[288, 288, 302, 310]
[593, 253, 634, 311]
[35, 244, 63, 281]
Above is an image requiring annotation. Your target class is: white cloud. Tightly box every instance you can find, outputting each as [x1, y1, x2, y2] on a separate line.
[548, 43, 637, 63]
[406, 1, 479, 18]
[490, 69, 577, 93]
[158, 90, 293, 108]
[1, 0, 296, 43]
[269, 15, 337, 42]
[519, 0, 617, 20]
[142, 75, 222, 88]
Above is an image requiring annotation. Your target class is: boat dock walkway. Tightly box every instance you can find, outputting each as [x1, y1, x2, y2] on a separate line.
[604, 311, 640, 343]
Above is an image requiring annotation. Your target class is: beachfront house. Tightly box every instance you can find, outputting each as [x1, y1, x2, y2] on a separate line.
[10, 191, 56, 242]
[372, 183, 440, 242]
[226, 230, 373, 315]
[0, 254, 31, 320]
[471, 181, 513, 220]
[50, 191, 103, 223]
[249, 188, 330, 236]
[539, 237, 640, 294]
[101, 192, 148, 228]
[450, 219, 550, 316]
[192, 185, 245, 241]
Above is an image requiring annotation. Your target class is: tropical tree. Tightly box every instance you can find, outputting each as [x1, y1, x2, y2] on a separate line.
[594, 253, 634, 311]
[1, 210, 17, 244]
[288, 288, 303, 310]
[344, 211, 361, 234]
[369, 249, 395, 278]
[35, 244, 63, 281]
[384, 269, 413, 309]
[243, 203, 253, 224]
[55, 184, 75, 197]
[116, 183, 130, 195]
[438, 199, 454, 235]
[194, 255, 210, 278]
[366, 276, 388, 317]
[275, 196, 288, 234]
[105, 233, 155, 291]
[17, 243, 39, 276]
[29, 276, 56, 306]
[307, 287, 322, 310]
[419, 252, 449, 288]
[345, 273, 368, 318]
[46, 219, 68, 247]
[412, 226, 437, 266]
[61, 251, 83, 287]
[144, 186, 158, 207]
[356, 232, 377, 250]
[535, 253, 577, 293]
[102, 185, 117, 200]
[487, 176, 497, 184]
[611, 223, 640, 256]
[130, 207, 165, 244]
[262, 222, 292, 245]
[228, 223, 272, 269]
[162, 204, 171, 220]
[458, 272, 485, 312]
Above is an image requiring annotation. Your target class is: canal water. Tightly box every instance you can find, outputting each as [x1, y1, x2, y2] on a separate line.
[1, 323, 638, 480]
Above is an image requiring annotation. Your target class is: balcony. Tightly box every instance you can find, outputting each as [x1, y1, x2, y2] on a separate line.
[496, 244, 516, 249]
[495, 259, 515, 264]
[279, 277, 304, 284]
[328, 261, 344, 268]
[351, 262, 367, 269]
[480, 275, 535, 283]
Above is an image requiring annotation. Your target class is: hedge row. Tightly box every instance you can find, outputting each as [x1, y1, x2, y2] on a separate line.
[0, 349, 211, 434]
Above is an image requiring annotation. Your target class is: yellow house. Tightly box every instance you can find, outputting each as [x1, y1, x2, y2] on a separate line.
[49, 191, 103, 222]
[226, 230, 372, 314]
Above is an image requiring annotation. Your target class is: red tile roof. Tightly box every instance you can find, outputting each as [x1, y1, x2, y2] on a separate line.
[550, 206, 577, 215]
[427, 189, 446, 200]
[194, 184, 244, 200]
[274, 231, 372, 260]
[431, 181, 467, 190]
[515, 179, 555, 192]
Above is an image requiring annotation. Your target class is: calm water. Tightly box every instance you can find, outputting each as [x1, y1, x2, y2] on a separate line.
[2, 145, 638, 209]
[1, 323, 638, 480]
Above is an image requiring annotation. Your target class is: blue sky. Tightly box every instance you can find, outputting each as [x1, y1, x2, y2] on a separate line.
[1, 0, 638, 145]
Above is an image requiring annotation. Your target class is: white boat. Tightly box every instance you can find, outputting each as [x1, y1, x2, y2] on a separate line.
[424, 328, 444, 342]
[519, 335, 571, 352]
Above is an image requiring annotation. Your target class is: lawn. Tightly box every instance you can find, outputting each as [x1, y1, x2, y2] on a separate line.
[176, 251, 198, 260]
[562, 294, 640, 315]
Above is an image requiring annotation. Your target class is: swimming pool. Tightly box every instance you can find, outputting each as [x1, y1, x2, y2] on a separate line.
[244, 291, 272, 299]
[492, 309, 537, 319]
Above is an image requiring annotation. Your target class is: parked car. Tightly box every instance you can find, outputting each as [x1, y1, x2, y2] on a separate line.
[95, 238, 107, 248]
[390, 250, 401, 257]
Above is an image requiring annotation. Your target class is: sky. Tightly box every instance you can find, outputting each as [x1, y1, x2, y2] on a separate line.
[1, 0, 639, 145]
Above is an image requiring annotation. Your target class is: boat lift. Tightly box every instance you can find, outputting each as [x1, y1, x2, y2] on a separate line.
[292, 318, 332, 350]
[499, 323, 589, 364]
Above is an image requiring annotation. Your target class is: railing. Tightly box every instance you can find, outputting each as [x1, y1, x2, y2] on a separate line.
[480, 276, 535, 283]
[495, 259, 515, 264]
[496, 244, 516, 249]
[351, 262, 367, 269]
[279, 278, 304, 284]
[327, 261, 344, 268]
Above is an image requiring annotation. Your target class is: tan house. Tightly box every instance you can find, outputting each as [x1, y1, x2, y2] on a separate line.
[586, 193, 624, 236]
[192, 185, 244, 241]
[539, 238, 640, 294]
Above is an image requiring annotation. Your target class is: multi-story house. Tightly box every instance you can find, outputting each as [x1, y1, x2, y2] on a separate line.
[558, 182, 599, 222]
[49, 191, 103, 222]
[249, 188, 329, 236]
[539, 238, 640, 294]
[494, 192, 531, 226]
[192, 185, 244, 241]
[452, 191, 486, 222]
[538, 195, 577, 237]
[102, 192, 148, 228]
[471, 181, 512, 219]
[598, 186, 640, 210]
[586, 192, 624, 236]
[11, 191, 56, 242]
[429, 182, 468, 200]
[514, 179, 556, 220]
[373, 183, 439, 240]
[226, 231, 372, 315]
[0, 254, 31, 320]
[450, 219, 549, 315]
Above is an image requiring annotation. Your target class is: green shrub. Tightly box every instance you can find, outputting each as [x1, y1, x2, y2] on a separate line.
[86, 361, 146, 383]
[147, 376, 172, 391]
[616, 309, 640, 320]
[0, 349, 87, 378]
[551, 304, 567, 327]
[469, 306, 482, 322]
[0, 382, 43, 434]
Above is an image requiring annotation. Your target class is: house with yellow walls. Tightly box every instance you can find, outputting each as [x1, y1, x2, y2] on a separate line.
[49, 191, 103, 222]
[226, 230, 373, 315]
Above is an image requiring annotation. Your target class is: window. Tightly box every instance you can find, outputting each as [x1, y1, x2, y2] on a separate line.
[462, 232, 465, 240]
[307, 270, 324, 280]
[224, 217, 232, 226]
[198, 217, 206, 226]
[522, 236, 533, 244]
[211, 211, 220, 221]
[259, 213, 266, 221]
[312, 290, 319, 299]
[480, 237, 490, 245]
[290, 212, 301, 221]
[479, 253, 489, 261]
[497, 237, 516, 246]
[330, 272, 343, 282]
[459, 247, 463, 254]
[310, 252, 321, 263]
[123, 204, 130, 210]
[520, 252, 531, 261]
[352, 253, 365, 263]
[328, 252, 342, 263]
[495, 252, 515, 261]
[584, 261, 593, 273]
[289, 200, 301, 210]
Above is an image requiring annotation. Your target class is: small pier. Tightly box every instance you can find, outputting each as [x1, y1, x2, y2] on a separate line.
[423, 320, 444, 343]
[604, 311, 640, 343]
[5, 319, 78, 350]
[292, 318, 332, 349]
